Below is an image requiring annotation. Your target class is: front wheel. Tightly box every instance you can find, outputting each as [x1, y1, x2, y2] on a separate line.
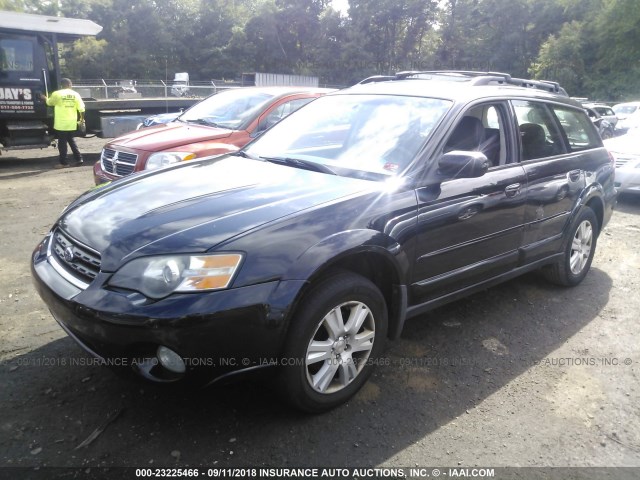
[542, 206, 599, 286]
[279, 272, 388, 412]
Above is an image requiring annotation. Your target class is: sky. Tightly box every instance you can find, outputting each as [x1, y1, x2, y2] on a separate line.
[331, 0, 349, 16]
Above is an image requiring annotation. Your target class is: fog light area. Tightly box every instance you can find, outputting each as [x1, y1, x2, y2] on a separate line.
[157, 346, 186, 374]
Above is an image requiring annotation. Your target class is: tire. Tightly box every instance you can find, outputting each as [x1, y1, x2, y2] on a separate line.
[279, 272, 388, 412]
[542, 206, 599, 286]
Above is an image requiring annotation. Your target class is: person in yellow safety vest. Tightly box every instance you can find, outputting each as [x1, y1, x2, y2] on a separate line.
[40, 78, 85, 169]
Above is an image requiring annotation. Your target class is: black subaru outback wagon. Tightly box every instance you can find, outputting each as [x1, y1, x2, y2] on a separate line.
[32, 71, 617, 412]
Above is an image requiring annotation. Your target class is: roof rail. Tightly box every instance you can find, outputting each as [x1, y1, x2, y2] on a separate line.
[357, 70, 567, 96]
[358, 75, 397, 85]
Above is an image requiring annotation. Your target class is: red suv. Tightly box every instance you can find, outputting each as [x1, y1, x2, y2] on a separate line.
[93, 86, 332, 185]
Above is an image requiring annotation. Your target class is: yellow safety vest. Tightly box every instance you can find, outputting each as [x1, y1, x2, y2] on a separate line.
[46, 88, 85, 131]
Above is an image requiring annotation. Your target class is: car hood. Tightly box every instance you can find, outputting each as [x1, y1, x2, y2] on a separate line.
[59, 156, 372, 271]
[604, 129, 640, 155]
[108, 122, 234, 151]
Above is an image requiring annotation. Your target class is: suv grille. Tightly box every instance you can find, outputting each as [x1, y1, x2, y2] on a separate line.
[101, 148, 138, 177]
[51, 229, 101, 284]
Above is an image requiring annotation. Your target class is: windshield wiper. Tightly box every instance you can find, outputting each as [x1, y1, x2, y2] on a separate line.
[185, 118, 229, 128]
[261, 156, 337, 175]
[233, 150, 261, 160]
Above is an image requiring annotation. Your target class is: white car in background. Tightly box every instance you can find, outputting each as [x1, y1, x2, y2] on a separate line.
[613, 102, 640, 133]
[605, 126, 640, 195]
[584, 103, 618, 130]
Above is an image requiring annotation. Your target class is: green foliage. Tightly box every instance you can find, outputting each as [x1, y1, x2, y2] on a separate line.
[533, 0, 640, 100]
[62, 37, 108, 78]
[6, 0, 639, 99]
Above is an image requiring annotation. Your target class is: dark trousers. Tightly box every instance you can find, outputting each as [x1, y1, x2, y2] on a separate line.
[55, 130, 83, 165]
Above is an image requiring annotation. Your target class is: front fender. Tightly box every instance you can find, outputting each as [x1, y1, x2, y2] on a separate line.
[282, 228, 411, 283]
[275, 229, 412, 340]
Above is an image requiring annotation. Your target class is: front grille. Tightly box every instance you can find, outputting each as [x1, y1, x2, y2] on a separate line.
[101, 148, 138, 177]
[615, 157, 630, 168]
[51, 229, 101, 284]
[614, 154, 640, 168]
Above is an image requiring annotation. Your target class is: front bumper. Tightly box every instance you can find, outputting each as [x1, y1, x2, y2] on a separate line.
[93, 161, 118, 185]
[614, 168, 640, 195]
[31, 235, 303, 384]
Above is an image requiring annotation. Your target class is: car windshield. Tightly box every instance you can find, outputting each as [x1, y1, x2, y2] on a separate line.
[179, 89, 275, 129]
[245, 94, 451, 179]
[613, 105, 638, 115]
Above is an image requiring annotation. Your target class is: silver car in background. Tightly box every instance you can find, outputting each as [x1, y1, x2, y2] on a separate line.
[605, 126, 640, 195]
[584, 103, 618, 130]
[613, 102, 640, 133]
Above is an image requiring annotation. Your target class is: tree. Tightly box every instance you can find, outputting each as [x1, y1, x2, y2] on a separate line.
[530, 21, 586, 94]
[589, 0, 640, 100]
[7, 0, 638, 99]
[348, 0, 439, 74]
[62, 37, 108, 79]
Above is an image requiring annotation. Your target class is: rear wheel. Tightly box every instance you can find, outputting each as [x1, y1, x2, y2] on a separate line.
[280, 272, 387, 412]
[542, 206, 598, 286]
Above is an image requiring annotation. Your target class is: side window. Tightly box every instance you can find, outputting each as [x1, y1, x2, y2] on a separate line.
[551, 106, 601, 152]
[258, 98, 315, 133]
[512, 100, 565, 161]
[585, 108, 598, 120]
[0, 38, 34, 71]
[595, 107, 614, 117]
[444, 103, 508, 167]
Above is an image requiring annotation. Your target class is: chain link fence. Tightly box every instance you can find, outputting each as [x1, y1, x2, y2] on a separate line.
[73, 79, 242, 100]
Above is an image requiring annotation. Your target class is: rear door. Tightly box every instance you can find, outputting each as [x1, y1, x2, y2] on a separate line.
[513, 100, 603, 262]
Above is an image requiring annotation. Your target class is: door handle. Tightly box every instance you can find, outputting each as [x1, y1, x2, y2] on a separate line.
[505, 183, 521, 198]
[569, 169, 581, 182]
[42, 68, 49, 97]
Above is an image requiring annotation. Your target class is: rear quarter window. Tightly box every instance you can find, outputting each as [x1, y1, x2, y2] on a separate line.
[552, 106, 601, 152]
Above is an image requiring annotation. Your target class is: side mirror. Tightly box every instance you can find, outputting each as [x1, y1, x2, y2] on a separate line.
[438, 151, 491, 178]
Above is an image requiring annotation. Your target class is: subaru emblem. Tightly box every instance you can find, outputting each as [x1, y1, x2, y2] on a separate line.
[63, 247, 75, 263]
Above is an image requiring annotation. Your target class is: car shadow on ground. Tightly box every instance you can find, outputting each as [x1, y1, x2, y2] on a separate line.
[615, 193, 640, 214]
[0, 269, 613, 470]
[0, 156, 100, 180]
[0, 141, 101, 180]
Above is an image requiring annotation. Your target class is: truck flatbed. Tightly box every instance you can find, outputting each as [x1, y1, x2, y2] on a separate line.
[83, 97, 200, 136]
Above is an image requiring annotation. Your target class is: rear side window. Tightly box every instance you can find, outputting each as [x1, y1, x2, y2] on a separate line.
[552, 106, 601, 152]
[512, 100, 565, 160]
[594, 106, 614, 117]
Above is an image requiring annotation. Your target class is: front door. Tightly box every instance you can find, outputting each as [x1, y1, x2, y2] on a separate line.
[410, 101, 527, 306]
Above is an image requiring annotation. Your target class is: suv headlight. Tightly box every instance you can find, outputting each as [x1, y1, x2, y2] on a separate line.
[109, 254, 243, 299]
[146, 152, 196, 170]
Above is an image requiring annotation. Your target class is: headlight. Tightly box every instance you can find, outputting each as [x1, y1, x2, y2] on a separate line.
[109, 254, 243, 299]
[145, 151, 196, 170]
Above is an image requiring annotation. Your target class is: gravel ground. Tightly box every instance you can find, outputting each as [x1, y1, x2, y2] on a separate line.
[0, 137, 639, 478]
